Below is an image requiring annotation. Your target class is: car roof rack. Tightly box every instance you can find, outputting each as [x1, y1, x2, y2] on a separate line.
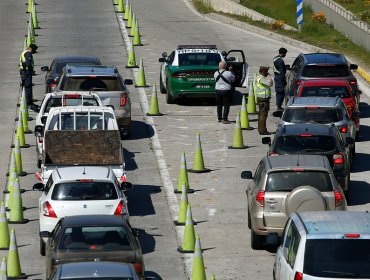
[177, 45, 217, 50]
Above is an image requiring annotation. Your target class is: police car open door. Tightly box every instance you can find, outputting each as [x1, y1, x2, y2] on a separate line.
[225, 50, 248, 87]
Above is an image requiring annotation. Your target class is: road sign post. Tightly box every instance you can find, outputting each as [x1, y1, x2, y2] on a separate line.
[297, 0, 303, 31]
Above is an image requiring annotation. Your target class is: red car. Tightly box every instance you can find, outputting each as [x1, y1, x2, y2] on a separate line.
[295, 79, 360, 139]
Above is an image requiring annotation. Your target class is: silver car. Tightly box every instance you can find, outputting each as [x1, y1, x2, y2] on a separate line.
[241, 154, 347, 250]
[278, 97, 356, 159]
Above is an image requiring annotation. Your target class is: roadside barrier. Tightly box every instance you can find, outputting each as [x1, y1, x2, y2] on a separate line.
[228, 113, 247, 149]
[177, 205, 196, 253]
[0, 257, 6, 280]
[175, 152, 194, 193]
[21, 106, 31, 134]
[8, 179, 28, 224]
[188, 132, 210, 173]
[26, 25, 32, 47]
[133, 23, 142, 46]
[32, 3, 39, 29]
[7, 229, 26, 279]
[211, 275, 216, 279]
[125, 39, 138, 68]
[191, 235, 206, 280]
[114, 0, 118, 5]
[26, 0, 33, 13]
[247, 81, 257, 114]
[146, 84, 163, 116]
[5, 150, 16, 178]
[13, 115, 29, 149]
[124, 3, 130, 20]
[127, 8, 133, 28]
[0, 202, 10, 250]
[240, 95, 253, 130]
[135, 58, 149, 87]
[28, 14, 36, 39]
[117, 0, 124, 13]
[14, 138, 27, 177]
[130, 17, 137, 37]
[175, 184, 188, 226]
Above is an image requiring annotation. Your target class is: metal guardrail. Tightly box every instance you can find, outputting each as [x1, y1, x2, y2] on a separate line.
[319, 0, 370, 33]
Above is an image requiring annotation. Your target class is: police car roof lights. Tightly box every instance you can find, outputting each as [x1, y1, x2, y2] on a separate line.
[177, 44, 217, 50]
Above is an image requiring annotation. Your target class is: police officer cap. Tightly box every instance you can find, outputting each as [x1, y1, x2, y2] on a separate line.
[279, 47, 288, 54]
[29, 44, 38, 52]
[260, 65, 270, 71]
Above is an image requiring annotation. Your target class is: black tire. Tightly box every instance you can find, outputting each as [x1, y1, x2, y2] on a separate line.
[159, 73, 166, 94]
[40, 237, 45, 256]
[247, 210, 251, 229]
[37, 158, 42, 169]
[355, 131, 359, 141]
[166, 80, 175, 104]
[251, 229, 264, 250]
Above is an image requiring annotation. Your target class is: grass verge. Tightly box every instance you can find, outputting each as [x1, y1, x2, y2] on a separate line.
[192, 0, 214, 14]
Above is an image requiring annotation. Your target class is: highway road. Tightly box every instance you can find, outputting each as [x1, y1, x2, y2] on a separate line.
[0, 0, 369, 279]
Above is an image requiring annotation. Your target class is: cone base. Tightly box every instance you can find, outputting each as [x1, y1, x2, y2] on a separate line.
[8, 219, 29, 224]
[18, 172, 28, 177]
[6, 206, 27, 212]
[15, 117, 33, 121]
[135, 85, 150, 88]
[247, 112, 258, 115]
[146, 113, 163, 116]
[174, 221, 185, 226]
[133, 43, 143, 46]
[188, 168, 211, 173]
[128, 34, 134, 37]
[3, 188, 26, 194]
[7, 273, 28, 279]
[0, 247, 9, 250]
[24, 130, 33, 134]
[228, 145, 248, 149]
[241, 127, 254, 130]
[11, 144, 30, 149]
[174, 188, 194, 194]
[125, 65, 139, 68]
[177, 246, 194, 253]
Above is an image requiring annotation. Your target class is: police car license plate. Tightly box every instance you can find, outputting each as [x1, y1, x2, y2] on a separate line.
[195, 85, 210, 89]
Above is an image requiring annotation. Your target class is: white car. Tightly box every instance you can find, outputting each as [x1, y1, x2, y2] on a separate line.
[33, 166, 131, 256]
[35, 92, 103, 168]
[270, 211, 370, 280]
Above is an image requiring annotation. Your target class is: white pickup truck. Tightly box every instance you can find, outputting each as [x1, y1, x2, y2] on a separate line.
[34, 106, 127, 185]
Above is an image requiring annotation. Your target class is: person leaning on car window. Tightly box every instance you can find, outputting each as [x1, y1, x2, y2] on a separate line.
[273, 47, 288, 111]
[214, 61, 235, 124]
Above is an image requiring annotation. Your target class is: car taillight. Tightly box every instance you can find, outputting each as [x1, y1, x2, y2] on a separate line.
[349, 80, 357, 85]
[295, 80, 302, 85]
[294, 272, 303, 280]
[268, 152, 279, 156]
[172, 72, 189, 78]
[43, 201, 57, 218]
[63, 94, 81, 99]
[132, 263, 143, 275]
[114, 200, 125, 215]
[50, 84, 56, 90]
[120, 175, 127, 182]
[256, 191, 265, 207]
[120, 93, 128, 107]
[340, 126, 348, 133]
[344, 233, 360, 238]
[334, 191, 343, 207]
[35, 172, 43, 183]
[333, 153, 344, 165]
[38, 137, 43, 144]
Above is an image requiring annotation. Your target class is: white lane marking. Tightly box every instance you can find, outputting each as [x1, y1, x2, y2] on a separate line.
[169, 125, 188, 129]
[208, 208, 216, 217]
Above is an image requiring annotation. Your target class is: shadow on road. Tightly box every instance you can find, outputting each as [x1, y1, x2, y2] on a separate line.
[126, 120, 154, 140]
[136, 228, 161, 254]
[145, 271, 163, 280]
[122, 148, 138, 171]
[126, 184, 161, 216]
[348, 180, 370, 206]
[351, 153, 370, 173]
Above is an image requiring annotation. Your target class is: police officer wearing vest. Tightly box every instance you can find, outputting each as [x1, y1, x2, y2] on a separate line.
[20, 44, 38, 111]
[273, 47, 288, 111]
[214, 61, 235, 124]
[255, 65, 273, 135]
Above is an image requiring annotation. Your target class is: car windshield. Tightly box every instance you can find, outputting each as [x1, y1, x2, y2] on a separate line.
[56, 62, 100, 74]
[59, 76, 124, 91]
[59, 226, 132, 251]
[304, 239, 370, 278]
[302, 65, 350, 78]
[275, 135, 337, 154]
[300, 86, 351, 98]
[51, 181, 118, 200]
[44, 97, 99, 113]
[283, 108, 343, 123]
[178, 53, 221, 66]
[60, 278, 135, 280]
[47, 112, 116, 130]
[266, 171, 333, 192]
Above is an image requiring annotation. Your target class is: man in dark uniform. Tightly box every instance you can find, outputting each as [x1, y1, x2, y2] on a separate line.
[273, 47, 288, 111]
[20, 43, 38, 111]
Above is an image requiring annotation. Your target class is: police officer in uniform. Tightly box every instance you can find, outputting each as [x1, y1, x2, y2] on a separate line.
[255, 65, 273, 135]
[273, 47, 288, 111]
[20, 44, 38, 111]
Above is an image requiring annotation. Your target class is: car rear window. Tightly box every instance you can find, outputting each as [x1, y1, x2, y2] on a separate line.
[300, 86, 351, 98]
[283, 108, 343, 123]
[178, 53, 222, 66]
[60, 76, 124, 91]
[302, 65, 350, 78]
[56, 62, 100, 74]
[47, 112, 116, 130]
[51, 181, 118, 200]
[266, 171, 333, 192]
[60, 226, 132, 251]
[275, 135, 337, 154]
[304, 239, 370, 278]
[44, 97, 99, 113]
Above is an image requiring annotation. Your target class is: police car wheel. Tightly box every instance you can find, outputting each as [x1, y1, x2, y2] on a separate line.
[159, 74, 166, 94]
[166, 81, 175, 104]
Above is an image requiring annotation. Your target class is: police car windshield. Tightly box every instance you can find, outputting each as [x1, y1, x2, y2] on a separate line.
[44, 97, 99, 113]
[178, 53, 221, 66]
[300, 86, 351, 98]
[283, 108, 343, 123]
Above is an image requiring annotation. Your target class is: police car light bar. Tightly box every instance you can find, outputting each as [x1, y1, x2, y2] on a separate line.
[177, 45, 217, 50]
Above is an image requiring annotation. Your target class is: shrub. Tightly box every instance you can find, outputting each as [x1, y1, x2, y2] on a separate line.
[311, 11, 326, 22]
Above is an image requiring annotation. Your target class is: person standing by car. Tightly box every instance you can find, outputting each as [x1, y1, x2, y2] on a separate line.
[214, 61, 235, 124]
[19, 43, 38, 111]
[273, 47, 288, 111]
[255, 65, 273, 135]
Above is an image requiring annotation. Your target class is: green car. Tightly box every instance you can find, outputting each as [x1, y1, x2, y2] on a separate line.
[159, 45, 247, 104]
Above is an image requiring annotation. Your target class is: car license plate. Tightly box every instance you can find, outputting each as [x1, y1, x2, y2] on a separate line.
[195, 85, 210, 89]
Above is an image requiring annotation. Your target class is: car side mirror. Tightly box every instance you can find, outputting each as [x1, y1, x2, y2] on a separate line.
[241, 171, 253, 179]
[350, 64, 358, 70]
[346, 137, 355, 146]
[161, 52, 167, 58]
[262, 137, 271, 145]
[39, 231, 51, 238]
[266, 232, 280, 247]
[120, 182, 133, 191]
[41, 66, 50, 72]
[285, 64, 291, 70]
[124, 79, 133, 85]
[41, 116, 47, 125]
[158, 58, 166, 63]
[272, 110, 283, 118]
[356, 89, 362, 95]
[34, 125, 44, 137]
[33, 183, 45, 191]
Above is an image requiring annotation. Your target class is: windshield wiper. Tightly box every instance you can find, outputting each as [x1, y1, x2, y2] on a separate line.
[322, 270, 357, 277]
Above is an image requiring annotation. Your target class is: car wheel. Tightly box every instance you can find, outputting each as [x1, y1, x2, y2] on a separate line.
[37, 158, 42, 169]
[166, 80, 175, 104]
[251, 229, 264, 250]
[247, 210, 251, 229]
[40, 237, 45, 256]
[159, 73, 166, 94]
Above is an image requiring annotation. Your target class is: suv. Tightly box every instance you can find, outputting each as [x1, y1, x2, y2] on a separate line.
[33, 166, 131, 256]
[262, 123, 353, 195]
[271, 211, 370, 280]
[54, 65, 133, 137]
[241, 155, 346, 249]
[280, 97, 357, 158]
[285, 53, 359, 100]
[159, 45, 247, 103]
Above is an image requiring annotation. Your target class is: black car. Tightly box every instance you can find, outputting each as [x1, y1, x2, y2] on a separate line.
[262, 123, 353, 196]
[42, 215, 144, 279]
[41, 56, 102, 93]
[285, 53, 359, 101]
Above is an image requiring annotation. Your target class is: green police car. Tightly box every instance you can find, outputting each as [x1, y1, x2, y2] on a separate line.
[159, 45, 247, 104]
